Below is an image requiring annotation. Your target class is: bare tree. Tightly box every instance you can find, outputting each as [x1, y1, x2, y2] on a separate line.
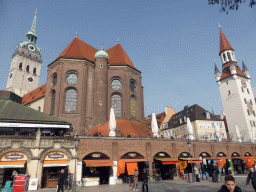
[208, 0, 255, 14]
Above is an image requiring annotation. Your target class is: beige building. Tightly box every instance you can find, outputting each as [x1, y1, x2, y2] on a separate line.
[161, 104, 227, 140]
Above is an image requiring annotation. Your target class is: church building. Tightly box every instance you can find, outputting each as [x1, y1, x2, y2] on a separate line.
[214, 25, 256, 142]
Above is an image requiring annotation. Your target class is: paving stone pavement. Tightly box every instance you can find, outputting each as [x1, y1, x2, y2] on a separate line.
[38, 176, 255, 192]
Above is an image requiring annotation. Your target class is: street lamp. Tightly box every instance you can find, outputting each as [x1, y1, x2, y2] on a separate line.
[72, 134, 80, 192]
[187, 139, 194, 183]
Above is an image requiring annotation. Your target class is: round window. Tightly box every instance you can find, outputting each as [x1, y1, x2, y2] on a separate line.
[67, 73, 78, 85]
[111, 79, 121, 90]
[130, 80, 136, 93]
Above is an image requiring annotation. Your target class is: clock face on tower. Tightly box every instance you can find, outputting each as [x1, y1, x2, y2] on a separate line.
[26, 76, 35, 83]
[28, 44, 36, 52]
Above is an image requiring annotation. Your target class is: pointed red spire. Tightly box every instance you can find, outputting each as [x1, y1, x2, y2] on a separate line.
[219, 29, 234, 55]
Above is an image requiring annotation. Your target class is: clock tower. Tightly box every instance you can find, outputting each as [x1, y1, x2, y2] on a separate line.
[6, 9, 42, 97]
[215, 25, 256, 142]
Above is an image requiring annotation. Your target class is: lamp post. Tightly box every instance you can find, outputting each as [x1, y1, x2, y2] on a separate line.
[72, 135, 80, 192]
[187, 139, 194, 183]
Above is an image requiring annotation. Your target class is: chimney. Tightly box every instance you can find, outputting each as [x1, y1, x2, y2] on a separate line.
[165, 106, 168, 116]
[184, 105, 189, 110]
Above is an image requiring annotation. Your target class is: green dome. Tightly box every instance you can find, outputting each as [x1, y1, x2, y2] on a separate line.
[95, 49, 109, 59]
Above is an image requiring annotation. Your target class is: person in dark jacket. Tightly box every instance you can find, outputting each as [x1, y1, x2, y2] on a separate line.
[57, 169, 65, 192]
[246, 167, 256, 191]
[64, 166, 69, 189]
[142, 168, 148, 192]
[218, 175, 242, 192]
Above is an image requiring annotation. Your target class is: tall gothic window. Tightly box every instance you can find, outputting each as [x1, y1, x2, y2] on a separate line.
[26, 65, 30, 73]
[65, 89, 77, 112]
[50, 91, 56, 115]
[130, 80, 136, 93]
[111, 78, 121, 90]
[19, 62, 22, 70]
[33, 67, 36, 74]
[130, 96, 136, 118]
[52, 74, 57, 87]
[111, 94, 121, 117]
[67, 73, 78, 85]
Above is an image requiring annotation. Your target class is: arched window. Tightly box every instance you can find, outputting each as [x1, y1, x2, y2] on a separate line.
[227, 52, 231, 60]
[52, 74, 57, 87]
[130, 96, 136, 118]
[130, 80, 136, 93]
[66, 73, 78, 85]
[111, 78, 121, 90]
[223, 53, 226, 61]
[19, 62, 22, 70]
[50, 91, 56, 115]
[33, 67, 36, 74]
[65, 89, 77, 112]
[111, 94, 121, 117]
[26, 65, 30, 73]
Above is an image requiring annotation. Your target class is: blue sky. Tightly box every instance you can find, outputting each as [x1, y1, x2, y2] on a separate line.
[0, 0, 255, 117]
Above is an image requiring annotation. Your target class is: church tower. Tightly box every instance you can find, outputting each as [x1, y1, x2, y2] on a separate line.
[6, 9, 42, 97]
[215, 25, 256, 142]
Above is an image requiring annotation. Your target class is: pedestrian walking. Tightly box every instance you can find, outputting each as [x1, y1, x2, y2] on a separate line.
[201, 164, 208, 180]
[217, 175, 242, 192]
[142, 168, 148, 192]
[133, 169, 138, 191]
[218, 164, 223, 182]
[194, 165, 200, 182]
[57, 169, 65, 192]
[246, 167, 256, 191]
[213, 164, 219, 183]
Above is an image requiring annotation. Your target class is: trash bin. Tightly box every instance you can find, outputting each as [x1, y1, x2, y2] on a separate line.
[188, 173, 194, 183]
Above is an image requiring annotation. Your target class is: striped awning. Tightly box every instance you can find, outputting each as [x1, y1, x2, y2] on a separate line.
[0, 161, 26, 168]
[43, 160, 68, 167]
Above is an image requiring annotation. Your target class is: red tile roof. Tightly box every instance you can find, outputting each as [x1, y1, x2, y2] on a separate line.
[22, 84, 46, 105]
[106, 43, 136, 69]
[145, 112, 166, 127]
[87, 120, 153, 137]
[220, 29, 234, 55]
[57, 37, 99, 63]
[220, 62, 248, 81]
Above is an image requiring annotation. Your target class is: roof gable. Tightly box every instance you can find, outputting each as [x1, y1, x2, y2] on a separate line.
[22, 84, 46, 105]
[106, 43, 136, 69]
[56, 37, 98, 62]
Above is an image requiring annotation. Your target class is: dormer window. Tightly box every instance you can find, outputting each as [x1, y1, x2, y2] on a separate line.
[184, 116, 186, 122]
[206, 112, 210, 119]
[163, 123, 168, 129]
[179, 118, 182, 124]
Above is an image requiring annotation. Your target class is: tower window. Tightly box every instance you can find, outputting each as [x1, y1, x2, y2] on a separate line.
[244, 98, 247, 104]
[250, 120, 253, 127]
[247, 89, 250, 94]
[226, 81, 228, 85]
[66, 72, 78, 85]
[250, 100, 253, 105]
[65, 89, 77, 112]
[100, 64, 103, 68]
[111, 94, 122, 117]
[227, 52, 231, 61]
[52, 75, 57, 87]
[253, 111, 256, 116]
[228, 90, 231, 96]
[248, 110, 250, 116]
[130, 80, 136, 93]
[33, 67, 36, 75]
[111, 78, 121, 90]
[19, 62, 22, 70]
[130, 96, 136, 118]
[241, 87, 244, 92]
[223, 53, 226, 61]
[26, 65, 30, 73]
[50, 91, 56, 115]
[38, 106, 41, 112]
[253, 121, 256, 127]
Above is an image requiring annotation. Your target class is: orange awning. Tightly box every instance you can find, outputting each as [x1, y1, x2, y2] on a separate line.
[162, 161, 179, 165]
[117, 160, 126, 177]
[0, 161, 26, 168]
[122, 159, 149, 163]
[43, 160, 68, 167]
[83, 160, 114, 167]
[126, 162, 138, 175]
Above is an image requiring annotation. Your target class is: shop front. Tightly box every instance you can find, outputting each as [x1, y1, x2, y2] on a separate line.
[0, 152, 27, 188]
[41, 151, 69, 188]
[117, 152, 148, 183]
[153, 152, 178, 180]
[82, 153, 113, 186]
[244, 152, 255, 171]
[178, 152, 202, 174]
[231, 152, 244, 174]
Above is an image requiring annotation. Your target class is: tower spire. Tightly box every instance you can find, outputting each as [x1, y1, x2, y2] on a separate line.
[242, 60, 248, 72]
[214, 63, 220, 74]
[219, 27, 234, 55]
[31, 8, 37, 33]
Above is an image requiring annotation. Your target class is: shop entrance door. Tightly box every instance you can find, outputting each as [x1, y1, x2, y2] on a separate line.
[98, 167, 110, 184]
